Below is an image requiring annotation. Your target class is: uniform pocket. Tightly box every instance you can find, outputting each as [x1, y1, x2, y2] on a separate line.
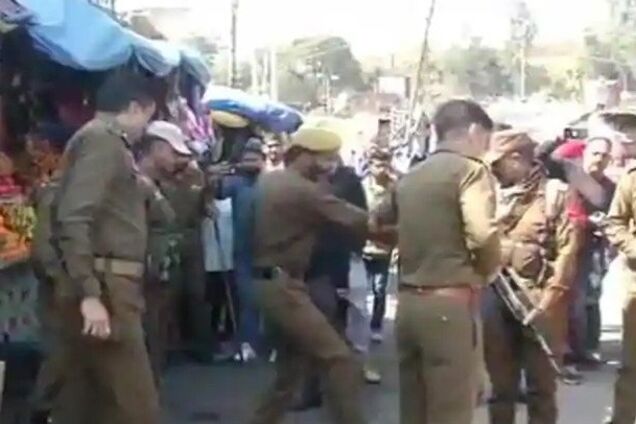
[100, 274, 145, 342]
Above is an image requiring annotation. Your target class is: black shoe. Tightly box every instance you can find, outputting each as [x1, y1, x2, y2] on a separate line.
[189, 350, 215, 365]
[517, 391, 528, 404]
[579, 352, 604, 370]
[188, 410, 220, 422]
[291, 396, 323, 412]
[30, 410, 51, 424]
[561, 365, 584, 385]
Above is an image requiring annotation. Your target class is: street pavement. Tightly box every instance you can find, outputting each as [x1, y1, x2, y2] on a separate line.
[162, 323, 620, 424]
[162, 265, 627, 424]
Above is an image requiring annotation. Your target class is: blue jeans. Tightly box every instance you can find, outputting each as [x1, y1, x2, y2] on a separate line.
[364, 256, 391, 331]
[234, 258, 262, 350]
[569, 241, 606, 357]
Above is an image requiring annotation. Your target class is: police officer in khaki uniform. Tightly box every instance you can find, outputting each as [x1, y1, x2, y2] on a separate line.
[604, 165, 636, 424]
[135, 121, 194, 383]
[375, 100, 501, 424]
[49, 73, 160, 424]
[483, 130, 580, 424]
[158, 159, 212, 362]
[30, 165, 67, 423]
[249, 122, 370, 424]
[31, 121, 186, 418]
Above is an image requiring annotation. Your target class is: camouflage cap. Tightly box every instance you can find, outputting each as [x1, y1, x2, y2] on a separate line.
[146, 121, 192, 156]
[485, 129, 535, 164]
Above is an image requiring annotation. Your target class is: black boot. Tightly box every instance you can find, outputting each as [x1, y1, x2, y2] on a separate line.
[30, 410, 51, 424]
[291, 375, 323, 412]
[291, 395, 323, 412]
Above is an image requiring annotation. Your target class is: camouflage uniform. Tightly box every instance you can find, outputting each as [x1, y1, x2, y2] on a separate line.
[484, 132, 579, 424]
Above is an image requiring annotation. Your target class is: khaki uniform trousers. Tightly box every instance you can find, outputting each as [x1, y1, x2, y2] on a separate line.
[175, 230, 213, 356]
[31, 267, 65, 413]
[144, 281, 179, 387]
[397, 288, 480, 424]
[250, 274, 366, 424]
[50, 274, 160, 424]
[482, 286, 557, 424]
[610, 294, 636, 424]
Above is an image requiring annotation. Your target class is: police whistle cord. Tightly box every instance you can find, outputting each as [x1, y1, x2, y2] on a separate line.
[494, 270, 568, 380]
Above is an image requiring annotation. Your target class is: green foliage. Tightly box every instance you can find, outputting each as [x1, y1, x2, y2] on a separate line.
[439, 38, 513, 97]
[580, 0, 636, 86]
[277, 36, 365, 104]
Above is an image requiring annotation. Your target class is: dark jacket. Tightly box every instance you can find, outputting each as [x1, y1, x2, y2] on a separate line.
[305, 166, 367, 287]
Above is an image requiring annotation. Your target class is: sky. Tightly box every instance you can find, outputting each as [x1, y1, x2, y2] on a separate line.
[118, 0, 611, 56]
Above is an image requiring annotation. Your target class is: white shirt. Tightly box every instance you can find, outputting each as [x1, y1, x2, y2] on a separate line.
[201, 199, 234, 272]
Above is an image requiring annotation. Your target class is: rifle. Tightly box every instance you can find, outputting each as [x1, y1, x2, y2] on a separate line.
[493, 269, 565, 378]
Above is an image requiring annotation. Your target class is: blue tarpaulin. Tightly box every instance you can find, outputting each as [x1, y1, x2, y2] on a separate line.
[21, 0, 132, 70]
[203, 85, 303, 133]
[180, 45, 211, 86]
[127, 30, 181, 77]
[1, 0, 210, 83]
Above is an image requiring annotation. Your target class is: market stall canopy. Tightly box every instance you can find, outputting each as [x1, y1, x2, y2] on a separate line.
[0, 0, 210, 84]
[126, 30, 181, 77]
[203, 85, 303, 134]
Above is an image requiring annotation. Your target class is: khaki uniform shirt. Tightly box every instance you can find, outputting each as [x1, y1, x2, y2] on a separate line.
[378, 150, 500, 287]
[32, 177, 64, 281]
[607, 168, 636, 272]
[52, 118, 147, 298]
[143, 178, 178, 281]
[160, 179, 203, 234]
[498, 176, 579, 310]
[253, 168, 368, 277]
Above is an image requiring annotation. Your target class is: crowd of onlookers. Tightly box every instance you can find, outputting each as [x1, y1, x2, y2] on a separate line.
[162, 115, 625, 389]
[16, 76, 636, 423]
[139, 118, 405, 410]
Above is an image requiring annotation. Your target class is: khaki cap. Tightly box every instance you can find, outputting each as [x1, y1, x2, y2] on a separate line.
[146, 121, 192, 156]
[485, 129, 535, 164]
[289, 121, 342, 153]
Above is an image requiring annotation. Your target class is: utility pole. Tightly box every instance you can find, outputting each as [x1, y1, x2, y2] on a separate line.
[520, 39, 527, 98]
[270, 45, 278, 101]
[250, 49, 259, 94]
[230, 0, 239, 88]
[404, 0, 437, 145]
[511, 1, 536, 98]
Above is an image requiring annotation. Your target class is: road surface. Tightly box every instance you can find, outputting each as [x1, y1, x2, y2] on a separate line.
[163, 258, 628, 423]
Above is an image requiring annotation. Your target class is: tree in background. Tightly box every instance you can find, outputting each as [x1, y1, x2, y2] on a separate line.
[439, 38, 513, 98]
[277, 36, 366, 105]
[580, 0, 636, 88]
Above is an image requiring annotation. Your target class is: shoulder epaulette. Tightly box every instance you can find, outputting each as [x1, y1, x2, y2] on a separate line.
[431, 149, 486, 166]
[463, 155, 487, 166]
